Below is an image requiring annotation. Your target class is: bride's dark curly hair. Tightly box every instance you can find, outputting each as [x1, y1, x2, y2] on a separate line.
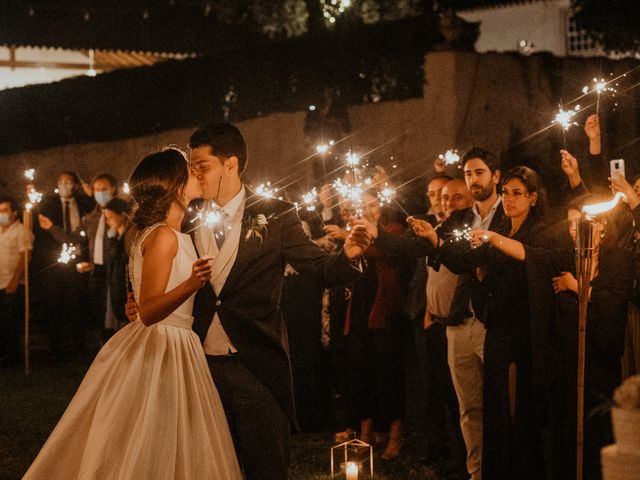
[128, 148, 190, 233]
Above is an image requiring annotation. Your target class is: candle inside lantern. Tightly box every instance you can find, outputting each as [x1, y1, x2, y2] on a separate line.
[345, 462, 358, 480]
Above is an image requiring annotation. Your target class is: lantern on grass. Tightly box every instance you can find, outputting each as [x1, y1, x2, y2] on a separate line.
[330, 438, 374, 479]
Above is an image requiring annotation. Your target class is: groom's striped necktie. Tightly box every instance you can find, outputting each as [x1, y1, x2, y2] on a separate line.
[213, 211, 227, 250]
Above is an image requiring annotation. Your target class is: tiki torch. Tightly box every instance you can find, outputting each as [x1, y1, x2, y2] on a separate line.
[575, 192, 625, 480]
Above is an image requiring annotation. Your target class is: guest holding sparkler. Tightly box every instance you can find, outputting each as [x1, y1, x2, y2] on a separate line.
[36, 170, 95, 361]
[461, 166, 548, 480]
[471, 187, 634, 480]
[611, 173, 640, 379]
[396, 147, 504, 480]
[0, 195, 34, 367]
[327, 189, 411, 460]
[79, 173, 119, 340]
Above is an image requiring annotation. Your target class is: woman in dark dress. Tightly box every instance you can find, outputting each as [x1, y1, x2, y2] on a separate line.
[328, 190, 412, 460]
[469, 166, 547, 480]
[474, 194, 635, 480]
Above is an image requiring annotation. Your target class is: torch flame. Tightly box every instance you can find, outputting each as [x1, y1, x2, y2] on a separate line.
[582, 192, 626, 216]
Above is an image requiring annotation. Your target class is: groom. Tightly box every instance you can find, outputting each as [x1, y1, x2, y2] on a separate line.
[187, 123, 369, 479]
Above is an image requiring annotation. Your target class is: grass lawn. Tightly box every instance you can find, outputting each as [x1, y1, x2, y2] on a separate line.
[1, 349, 464, 480]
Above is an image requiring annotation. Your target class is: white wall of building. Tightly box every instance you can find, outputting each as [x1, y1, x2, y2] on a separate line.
[0, 47, 97, 91]
[459, 0, 571, 56]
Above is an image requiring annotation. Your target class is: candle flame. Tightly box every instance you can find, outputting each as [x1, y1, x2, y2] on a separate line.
[582, 192, 626, 216]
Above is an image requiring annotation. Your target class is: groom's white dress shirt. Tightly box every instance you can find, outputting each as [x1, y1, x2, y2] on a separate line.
[196, 187, 246, 356]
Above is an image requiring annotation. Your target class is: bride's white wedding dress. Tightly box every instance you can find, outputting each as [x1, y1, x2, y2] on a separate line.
[24, 224, 242, 479]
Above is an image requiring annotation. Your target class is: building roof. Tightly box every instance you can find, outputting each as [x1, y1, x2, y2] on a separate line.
[0, 2, 259, 55]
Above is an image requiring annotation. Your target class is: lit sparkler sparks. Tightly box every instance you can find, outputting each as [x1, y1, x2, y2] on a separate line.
[256, 182, 281, 199]
[24, 169, 35, 181]
[451, 226, 473, 242]
[377, 185, 395, 206]
[26, 190, 43, 209]
[553, 105, 581, 131]
[345, 151, 361, 167]
[439, 149, 460, 165]
[582, 77, 617, 113]
[301, 188, 318, 211]
[57, 243, 77, 264]
[190, 204, 224, 228]
[552, 104, 581, 148]
[123, 182, 130, 194]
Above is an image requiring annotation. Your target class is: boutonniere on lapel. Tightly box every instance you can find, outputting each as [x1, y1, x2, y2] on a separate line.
[244, 213, 274, 243]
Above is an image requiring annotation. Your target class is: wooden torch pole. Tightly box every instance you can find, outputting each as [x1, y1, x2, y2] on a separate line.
[23, 206, 33, 375]
[575, 217, 595, 480]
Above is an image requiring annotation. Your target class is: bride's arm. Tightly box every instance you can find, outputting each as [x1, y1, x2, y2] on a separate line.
[138, 226, 211, 326]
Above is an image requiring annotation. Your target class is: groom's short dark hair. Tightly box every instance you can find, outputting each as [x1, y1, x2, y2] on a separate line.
[189, 123, 248, 174]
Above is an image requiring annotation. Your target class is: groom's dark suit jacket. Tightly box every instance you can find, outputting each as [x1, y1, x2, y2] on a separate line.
[187, 190, 362, 423]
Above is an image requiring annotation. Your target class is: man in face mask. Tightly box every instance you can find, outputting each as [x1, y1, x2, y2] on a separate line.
[36, 171, 96, 362]
[0, 195, 34, 367]
[79, 174, 118, 341]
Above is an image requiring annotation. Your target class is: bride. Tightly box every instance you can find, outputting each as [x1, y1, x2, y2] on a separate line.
[24, 148, 242, 479]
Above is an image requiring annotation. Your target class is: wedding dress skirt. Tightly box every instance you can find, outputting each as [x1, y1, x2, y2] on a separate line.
[24, 225, 242, 479]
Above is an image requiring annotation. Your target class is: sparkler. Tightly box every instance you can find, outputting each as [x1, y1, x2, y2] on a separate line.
[552, 104, 581, 148]
[190, 203, 225, 255]
[256, 182, 282, 200]
[438, 149, 460, 166]
[377, 186, 394, 206]
[451, 225, 473, 243]
[301, 188, 319, 211]
[22, 168, 41, 374]
[57, 243, 78, 264]
[582, 77, 617, 114]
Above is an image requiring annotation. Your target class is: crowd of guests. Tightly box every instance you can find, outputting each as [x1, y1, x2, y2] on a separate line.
[1, 112, 640, 479]
[0, 172, 132, 366]
[283, 113, 640, 480]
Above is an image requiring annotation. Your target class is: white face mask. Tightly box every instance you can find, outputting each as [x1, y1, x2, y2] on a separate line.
[58, 183, 74, 199]
[0, 213, 11, 227]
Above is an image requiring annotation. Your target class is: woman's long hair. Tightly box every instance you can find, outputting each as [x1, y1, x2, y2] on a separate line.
[125, 148, 190, 248]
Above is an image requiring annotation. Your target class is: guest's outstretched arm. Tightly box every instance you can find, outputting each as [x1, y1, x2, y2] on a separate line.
[470, 229, 525, 261]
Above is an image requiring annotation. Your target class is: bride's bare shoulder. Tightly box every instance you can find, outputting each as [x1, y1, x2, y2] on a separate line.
[141, 225, 178, 257]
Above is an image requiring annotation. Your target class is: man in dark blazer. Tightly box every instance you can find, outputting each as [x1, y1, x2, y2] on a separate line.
[363, 148, 504, 480]
[36, 171, 95, 360]
[184, 123, 369, 479]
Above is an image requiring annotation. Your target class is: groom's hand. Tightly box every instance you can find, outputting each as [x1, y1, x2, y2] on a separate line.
[343, 220, 371, 259]
[125, 292, 138, 322]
